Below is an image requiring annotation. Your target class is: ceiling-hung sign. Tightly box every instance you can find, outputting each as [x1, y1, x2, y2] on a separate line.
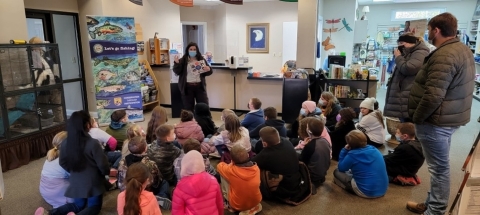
[170, 0, 193, 7]
[129, 0, 143, 6]
[221, 0, 243, 5]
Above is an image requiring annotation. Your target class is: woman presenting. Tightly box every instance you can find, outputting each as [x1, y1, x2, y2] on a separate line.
[173, 42, 213, 111]
[384, 33, 429, 122]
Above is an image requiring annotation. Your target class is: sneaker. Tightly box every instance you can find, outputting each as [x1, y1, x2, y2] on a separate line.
[156, 196, 172, 210]
[35, 207, 49, 215]
[239, 203, 262, 215]
[406, 201, 427, 214]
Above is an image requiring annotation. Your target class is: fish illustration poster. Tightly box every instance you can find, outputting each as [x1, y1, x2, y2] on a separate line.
[86, 16, 144, 124]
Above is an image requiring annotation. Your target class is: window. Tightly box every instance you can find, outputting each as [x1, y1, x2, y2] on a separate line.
[391, 8, 446, 21]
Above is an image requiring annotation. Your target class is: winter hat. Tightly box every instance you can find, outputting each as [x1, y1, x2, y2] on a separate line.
[360, 97, 376, 110]
[302, 101, 317, 114]
[180, 150, 205, 178]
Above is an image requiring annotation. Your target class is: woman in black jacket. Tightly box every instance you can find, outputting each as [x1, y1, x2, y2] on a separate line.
[173, 42, 213, 111]
[329, 107, 356, 161]
[35, 110, 110, 215]
[319, 91, 341, 131]
[384, 33, 429, 122]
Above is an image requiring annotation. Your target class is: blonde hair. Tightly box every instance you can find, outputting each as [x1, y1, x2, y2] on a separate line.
[403, 32, 424, 43]
[319, 91, 338, 116]
[47, 131, 67, 161]
[224, 114, 242, 143]
[124, 124, 144, 146]
[221, 109, 235, 121]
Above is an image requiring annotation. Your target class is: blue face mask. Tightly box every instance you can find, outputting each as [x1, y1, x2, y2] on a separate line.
[189, 51, 196, 57]
[395, 135, 402, 142]
[300, 108, 306, 116]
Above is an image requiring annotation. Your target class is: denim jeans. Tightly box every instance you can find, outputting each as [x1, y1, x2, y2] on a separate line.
[106, 151, 121, 169]
[156, 180, 170, 198]
[50, 195, 103, 215]
[415, 123, 458, 215]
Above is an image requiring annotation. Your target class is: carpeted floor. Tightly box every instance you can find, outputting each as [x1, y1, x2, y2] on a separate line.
[1, 88, 479, 215]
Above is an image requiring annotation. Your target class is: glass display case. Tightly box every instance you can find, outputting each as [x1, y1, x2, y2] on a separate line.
[0, 43, 66, 141]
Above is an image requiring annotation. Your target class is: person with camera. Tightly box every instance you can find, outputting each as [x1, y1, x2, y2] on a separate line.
[383, 32, 429, 123]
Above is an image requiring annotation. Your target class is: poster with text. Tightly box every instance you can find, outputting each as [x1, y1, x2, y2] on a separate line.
[403, 19, 427, 39]
[86, 16, 144, 125]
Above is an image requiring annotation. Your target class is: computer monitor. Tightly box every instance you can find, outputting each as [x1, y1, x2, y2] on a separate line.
[328, 55, 346, 67]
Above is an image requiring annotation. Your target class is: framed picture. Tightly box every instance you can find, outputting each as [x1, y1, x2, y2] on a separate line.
[246, 23, 269, 53]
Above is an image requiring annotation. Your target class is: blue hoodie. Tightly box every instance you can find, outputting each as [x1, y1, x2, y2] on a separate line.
[338, 145, 388, 198]
[241, 109, 265, 132]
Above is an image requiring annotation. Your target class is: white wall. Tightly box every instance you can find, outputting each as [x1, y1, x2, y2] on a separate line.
[296, 0, 319, 70]
[214, 4, 227, 63]
[225, 1, 298, 73]
[24, 0, 79, 12]
[322, 0, 357, 66]
[180, 6, 216, 55]
[366, 1, 477, 38]
[0, 0, 28, 43]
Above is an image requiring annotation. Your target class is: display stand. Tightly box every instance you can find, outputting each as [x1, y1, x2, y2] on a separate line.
[449, 131, 480, 214]
[139, 60, 160, 109]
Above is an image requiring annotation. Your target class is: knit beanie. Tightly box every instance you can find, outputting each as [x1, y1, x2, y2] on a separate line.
[302, 101, 317, 114]
[360, 97, 376, 110]
[180, 150, 205, 178]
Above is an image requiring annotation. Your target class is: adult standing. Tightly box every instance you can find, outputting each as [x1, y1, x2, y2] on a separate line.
[383, 33, 429, 122]
[35, 110, 110, 215]
[173, 42, 213, 111]
[406, 13, 475, 215]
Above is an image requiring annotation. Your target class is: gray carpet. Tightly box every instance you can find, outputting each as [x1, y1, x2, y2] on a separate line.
[1, 88, 479, 215]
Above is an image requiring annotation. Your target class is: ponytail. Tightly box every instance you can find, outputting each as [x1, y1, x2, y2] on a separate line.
[374, 110, 385, 128]
[122, 163, 150, 215]
[47, 131, 67, 161]
[124, 178, 143, 215]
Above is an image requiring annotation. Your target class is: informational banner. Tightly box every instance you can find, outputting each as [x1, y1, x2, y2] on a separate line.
[402, 19, 427, 39]
[86, 16, 144, 124]
[170, 0, 193, 7]
[221, 0, 243, 5]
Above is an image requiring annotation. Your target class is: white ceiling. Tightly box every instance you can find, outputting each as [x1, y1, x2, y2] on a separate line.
[358, 0, 467, 6]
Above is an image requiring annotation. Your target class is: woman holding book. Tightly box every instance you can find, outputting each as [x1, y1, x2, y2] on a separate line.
[173, 42, 213, 112]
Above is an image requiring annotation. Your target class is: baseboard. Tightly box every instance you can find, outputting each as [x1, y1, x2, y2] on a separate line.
[159, 104, 282, 116]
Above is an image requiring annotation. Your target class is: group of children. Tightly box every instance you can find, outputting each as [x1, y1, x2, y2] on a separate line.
[36, 94, 426, 215]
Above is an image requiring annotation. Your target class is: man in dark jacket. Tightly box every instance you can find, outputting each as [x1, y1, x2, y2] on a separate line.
[250, 107, 286, 139]
[406, 13, 475, 215]
[384, 123, 424, 179]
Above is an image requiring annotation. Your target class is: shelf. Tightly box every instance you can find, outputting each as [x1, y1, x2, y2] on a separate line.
[142, 100, 159, 107]
[337, 97, 367, 100]
[328, 78, 379, 82]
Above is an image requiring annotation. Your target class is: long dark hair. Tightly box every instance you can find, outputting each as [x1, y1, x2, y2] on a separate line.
[124, 162, 151, 215]
[181, 42, 204, 62]
[65, 110, 91, 171]
[146, 106, 167, 143]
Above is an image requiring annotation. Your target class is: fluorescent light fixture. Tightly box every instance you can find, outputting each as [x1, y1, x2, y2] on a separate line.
[373, 0, 392, 2]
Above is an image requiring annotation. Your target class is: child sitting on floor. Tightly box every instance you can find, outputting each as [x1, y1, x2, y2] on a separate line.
[174, 110, 205, 147]
[106, 109, 133, 149]
[39, 131, 73, 209]
[384, 122, 424, 186]
[212, 114, 253, 163]
[172, 150, 224, 215]
[121, 124, 146, 158]
[355, 97, 386, 148]
[334, 130, 388, 198]
[174, 138, 218, 183]
[117, 163, 162, 215]
[89, 117, 121, 169]
[217, 144, 262, 214]
[117, 136, 170, 209]
[148, 124, 181, 187]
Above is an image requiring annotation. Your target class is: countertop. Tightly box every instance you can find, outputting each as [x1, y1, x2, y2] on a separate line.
[247, 76, 283, 81]
[211, 66, 253, 70]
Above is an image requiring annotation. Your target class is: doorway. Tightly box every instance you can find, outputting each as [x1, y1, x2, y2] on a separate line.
[25, 10, 87, 116]
[182, 22, 208, 54]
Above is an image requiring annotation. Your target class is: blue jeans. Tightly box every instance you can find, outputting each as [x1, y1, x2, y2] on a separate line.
[157, 180, 170, 198]
[415, 124, 458, 215]
[106, 151, 121, 169]
[50, 195, 103, 215]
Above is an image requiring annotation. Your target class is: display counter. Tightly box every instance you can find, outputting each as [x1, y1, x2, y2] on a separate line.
[207, 66, 284, 113]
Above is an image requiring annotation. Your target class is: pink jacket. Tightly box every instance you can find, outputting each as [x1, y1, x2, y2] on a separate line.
[117, 190, 162, 215]
[175, 121, 205, 146]
[172, 172, 224, 215]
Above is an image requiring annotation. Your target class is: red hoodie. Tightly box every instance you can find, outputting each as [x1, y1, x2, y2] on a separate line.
[172, 172, 224, 215]
[117, 190, 162, 215]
